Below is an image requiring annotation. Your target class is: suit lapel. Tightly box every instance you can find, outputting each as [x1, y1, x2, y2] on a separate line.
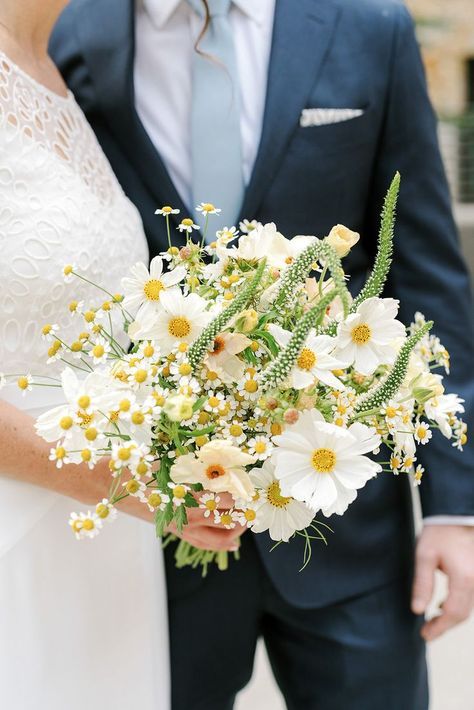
[76, 0, 188, 216]
[240, 0, 341, 222]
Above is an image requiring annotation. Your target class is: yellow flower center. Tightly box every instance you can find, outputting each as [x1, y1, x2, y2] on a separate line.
[92, 344, 105, 358]
[230, 424, 243, 437]
[60, 415, 73, 430]
[173, 485, 187, 499]
[161, 206, 173, 214]
[85, 427, 97, 441]
[267, 481, 291, 509]
[143, 344, 155, 357]
[220, 513, 233, 526]
[208, 396, 220, 408]
[202, 203, 215, 212]
[96, 503, 110, 519]
[271, 423, 283, 436]
[81, 449, 92, 462]
[297, 348, 317, 371]
[417, 426, 427, 438]
[181, 218, 194, 227]
[82, 518, 95, 531]
[126, 479, 140, 494]
[84, 310, 96, 323]
[134, 369, 148, 383]
[311, 447, 337, 473]
[205, 499, 218, 511]
[143, 279, 164, 301]
[118, 447, 132, 461]
[168, 316, 191, 339]
[244, 509, 257, 522]
[77, 395, 90, 409]
[179, 363, 192, 376]
[147, 493, 163, 509]
[63, 264, 73, 276]
[244, 379, 258, 393]
[55, 446, 66, 459]
[136, 460, 149, 475]
[132, 411, 145, 425]
[351, 323, 372, 345]
[77, 411, 93, 428]
[254, 441, 267, 454]
[206, 464, 226, 480]
[17, 376, 29, 390]
[385, 406, 397, 419]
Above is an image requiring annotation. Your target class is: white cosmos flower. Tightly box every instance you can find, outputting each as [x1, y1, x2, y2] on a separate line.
[272, 409, 381, 516]
[268, 324, 346, 389]
[335, 297, 406, 375]
[170, 440, 256, 501]
[248, 460, 315, 542]
[424, 393, 465, 438]
[121, 256, 186, 313]
[128, 290, 213, 352]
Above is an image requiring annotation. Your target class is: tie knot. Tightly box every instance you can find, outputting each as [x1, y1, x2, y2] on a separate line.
[187, 0, 231, 19]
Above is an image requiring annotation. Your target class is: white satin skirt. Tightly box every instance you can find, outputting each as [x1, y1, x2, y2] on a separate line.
[0, 388, 170, 709]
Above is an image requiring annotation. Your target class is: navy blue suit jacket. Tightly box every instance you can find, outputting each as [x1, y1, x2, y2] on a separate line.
[51, 0, 474, 608]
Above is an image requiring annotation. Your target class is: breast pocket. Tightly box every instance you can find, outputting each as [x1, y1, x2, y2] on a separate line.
[294, 104, 374, 157]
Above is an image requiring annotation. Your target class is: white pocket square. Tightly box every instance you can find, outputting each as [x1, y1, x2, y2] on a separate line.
[300, 108, 364, 127]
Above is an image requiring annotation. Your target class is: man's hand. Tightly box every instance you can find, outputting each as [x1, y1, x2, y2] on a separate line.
[167, 492, 246, 552]
[411, 525, 474, 641]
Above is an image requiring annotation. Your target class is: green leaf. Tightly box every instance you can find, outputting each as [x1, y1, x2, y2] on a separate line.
[174, 504, 188, 534]
[155, 502, 174, 538]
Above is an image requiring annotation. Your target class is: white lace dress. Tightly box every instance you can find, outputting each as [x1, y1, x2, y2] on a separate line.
[0, 52, 170, 709]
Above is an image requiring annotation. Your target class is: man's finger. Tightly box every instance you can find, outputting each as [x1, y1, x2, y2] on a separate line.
[422, 583, 474, 641]
[411, 545, 437, 615]
[182, 527, 241, 552]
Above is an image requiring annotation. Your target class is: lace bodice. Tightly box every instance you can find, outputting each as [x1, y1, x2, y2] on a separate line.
[0, 51, 148, 388]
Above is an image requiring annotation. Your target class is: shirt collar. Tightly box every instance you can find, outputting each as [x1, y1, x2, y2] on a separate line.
[143, 0, 271, 29]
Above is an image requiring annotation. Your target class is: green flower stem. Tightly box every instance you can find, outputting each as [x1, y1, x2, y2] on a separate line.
[188, 258, 267, 370]
[353, 320, 433, 416]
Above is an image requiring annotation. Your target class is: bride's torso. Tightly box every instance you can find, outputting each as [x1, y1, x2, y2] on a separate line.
[0, 50, 148, 388]
[0, 50, 149, 553]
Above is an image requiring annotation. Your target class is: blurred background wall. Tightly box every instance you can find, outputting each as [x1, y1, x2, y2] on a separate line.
[236, 2, 474, 707]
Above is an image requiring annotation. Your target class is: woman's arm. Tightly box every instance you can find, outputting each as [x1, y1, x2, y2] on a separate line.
[0, 399, 153, 521]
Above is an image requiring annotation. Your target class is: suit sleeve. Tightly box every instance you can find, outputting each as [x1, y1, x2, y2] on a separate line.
[363, 4, 474, 516]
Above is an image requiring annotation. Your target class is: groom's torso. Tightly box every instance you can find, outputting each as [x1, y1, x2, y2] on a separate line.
[50, 0, 419, 607]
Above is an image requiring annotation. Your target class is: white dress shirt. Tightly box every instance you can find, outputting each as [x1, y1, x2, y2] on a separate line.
[134, 0, 275, 212]
[133, 0, 472, 527]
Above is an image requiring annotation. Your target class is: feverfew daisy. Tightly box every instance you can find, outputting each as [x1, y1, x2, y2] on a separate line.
[247, 435, 273, 461]
[248, 460, 315, 542]
[168, 482, 191, 507]
[69, 511, 102, 539]
[95, 499, 118, 524]
[213, 509, 239, 529]
[413, 464, 425, 486]
[17, 374, 34, 395]
[268, 325, 346, 389]
[155, 205, 180, 217]
[196, 202, 221, 216]
[199, 492, 221, 518]
[414, 420, 432, 445]
[128, 291, 212, 354]
[170, 440, 255, 501]
[49, 444, 70, 468]
[146, 491, 170, 512]
[178, 218, 200, 234]
[272, 408, 381, 516]
[90, 336, 111, 364]
[121, 256, 186, 313]
[41, 323, 59, 341]
[335, 297, 406, 375]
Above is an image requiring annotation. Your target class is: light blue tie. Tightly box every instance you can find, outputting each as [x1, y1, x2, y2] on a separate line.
[187, 0, 245, 236]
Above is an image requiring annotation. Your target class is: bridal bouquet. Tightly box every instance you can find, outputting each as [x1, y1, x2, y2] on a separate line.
[17, 174, 466, 572]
